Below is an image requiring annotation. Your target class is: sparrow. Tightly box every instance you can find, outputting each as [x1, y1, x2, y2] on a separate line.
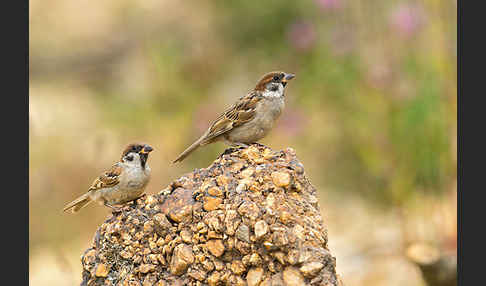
[63, 143, 154, 213]
[173, 71, 295, 163]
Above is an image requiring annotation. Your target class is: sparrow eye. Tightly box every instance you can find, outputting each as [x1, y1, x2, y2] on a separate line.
[273, 75, 280, 81]
[126, 155, 133, 161]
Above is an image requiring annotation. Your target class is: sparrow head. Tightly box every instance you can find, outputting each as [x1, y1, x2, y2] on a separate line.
[121, 143, 154, 169]
[254, 71, 295, 95]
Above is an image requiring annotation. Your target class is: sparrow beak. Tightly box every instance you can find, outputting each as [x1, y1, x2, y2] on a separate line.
[140, 145, 154, 154]
[281, 73, 295, 86]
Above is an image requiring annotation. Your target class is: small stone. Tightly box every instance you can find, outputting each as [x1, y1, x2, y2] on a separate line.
[180, 229, 192, 243]
[249, 253, 262, 266]
[237, 201, 260, 221]
[299, 261, 324, 278]
[207, 271, 221, 286]
[280, 211, 292, 224]
[142, 274, 158, 286]
[188, 268, 207, 281]
[201, 259, 214, 271]
[206, 239, 225, 257]
[83, 249, 96, 271]
[241, 167, 255, 178]
[154, 280, 167, 286]
[207, 186, 223, 197]
[153, 214, 172, 237]
[95, 263, 110, 277]
[203, 196, 223, 211]
[230, 260, 246, 275]
[273, 230, 289, 247]
[286, 250, 300, 265]
[236, 224, 250, 243]
[254, 220, 268, 240]
[283, 266, 305, 286]
[169, 205, 193, 223]
[170, 244, 194, 275]
[213, 259, 224, 270]
[216, 175, 230, 186]
[292, 224, 306, 241]
[207, 217, 223, 232]
[271, 172, 291, 188]
[273, 251, 286, 265]
[224, 210, 241, 236]
[271, 273, 285, 286]
[126, 278, 142, 286]
[144, 221, 154, 233]
[207, 230, 223, 239]
[246, 267, 264, 286]
[139, 264, 156, 273]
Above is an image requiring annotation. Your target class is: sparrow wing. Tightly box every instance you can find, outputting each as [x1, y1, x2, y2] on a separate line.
[201, 91, 262, 144]
[88, 163, 123, 191]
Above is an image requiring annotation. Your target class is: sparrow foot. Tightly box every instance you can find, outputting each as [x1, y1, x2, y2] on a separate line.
[251, 142, 268, 148]
[219, 146, 243, 158]
[104, 202, 123, 214]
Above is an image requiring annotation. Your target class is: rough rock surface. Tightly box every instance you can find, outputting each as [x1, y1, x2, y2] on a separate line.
[80, 145, 342, 286]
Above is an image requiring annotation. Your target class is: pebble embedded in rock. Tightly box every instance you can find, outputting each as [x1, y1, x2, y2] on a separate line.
[271, 171, 291, 188]
[230, 260, 246, 275]
[283, 266, 306, 286]
[300, 261, 324, 278]
[169, 244, 194, 275]
[206, 239, 225, 257]
[254, 220, 268, 240]
[246, 267, 264, 286]
[203, 196, 223, 211]
[236, 224, 250, 243]
[95, 263, 109, 277]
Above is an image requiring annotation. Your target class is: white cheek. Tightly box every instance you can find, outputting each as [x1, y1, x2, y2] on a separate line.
[264, 84, 284, 98]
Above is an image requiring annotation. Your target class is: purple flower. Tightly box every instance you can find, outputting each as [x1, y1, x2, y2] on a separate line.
[287, 21, 317, 52]
[316, 0, 342, 10]
[390, 3, 426, 38]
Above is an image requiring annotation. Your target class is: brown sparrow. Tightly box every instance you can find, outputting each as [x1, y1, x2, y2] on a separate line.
[173, 71, 295, 163]
[63, 143, 154, 213]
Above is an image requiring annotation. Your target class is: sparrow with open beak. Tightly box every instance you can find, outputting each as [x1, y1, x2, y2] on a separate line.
[63, 143, 154, 213]
[173, 71, 295, 163]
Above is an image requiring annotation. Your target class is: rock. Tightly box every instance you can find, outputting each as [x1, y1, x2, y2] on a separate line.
[231, 260, 246, 275]
[247, 267, 264, 286]
[206, 239, 225, 257]
[153, 213, 172, 237]
[207, 186, 223, 197]
[237, 201, 260, 221]
[180, 229, 192, 243]
[169, 205, 193, 223]
[188, 268, 207, 281]
[170, 244, 194, 275]
[203, 196, 223, 211]
[271, 171, 291, 188]
[249, 253, 262, 266]
[139, 264, 156, 274]
[254, 220, 268, 240]
[142, 274, 158, 286]
[300, 262, 324, 278]
[207, 271, 221, 286]
[79, 145, 340, 286]
[95, 263, 110, 277]
[283, 266, 305, 286]
[236, 224, 250, 243]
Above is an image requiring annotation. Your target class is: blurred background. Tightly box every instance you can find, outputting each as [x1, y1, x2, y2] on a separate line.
[29, 0, 457, 285]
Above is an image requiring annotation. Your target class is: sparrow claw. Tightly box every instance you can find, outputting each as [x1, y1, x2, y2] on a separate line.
[104, 202, 123, 214]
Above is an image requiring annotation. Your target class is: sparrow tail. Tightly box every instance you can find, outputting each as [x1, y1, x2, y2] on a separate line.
[63, 193, 92, 214]
[173, 136, 206, 163]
